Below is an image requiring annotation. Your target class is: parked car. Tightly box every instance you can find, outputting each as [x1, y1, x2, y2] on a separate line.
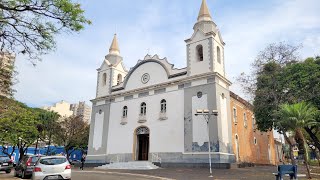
[0, 155, 13, 173]
[32, 156, 71, 180]
[14, 155, 44, 179]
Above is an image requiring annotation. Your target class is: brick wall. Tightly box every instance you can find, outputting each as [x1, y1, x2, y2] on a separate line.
[230, 92, 276, 165]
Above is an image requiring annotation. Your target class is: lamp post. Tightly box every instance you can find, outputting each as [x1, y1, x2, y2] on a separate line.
[195, 109, 218, 178]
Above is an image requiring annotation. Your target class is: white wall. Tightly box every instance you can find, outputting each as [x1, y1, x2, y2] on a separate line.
[97, 63, 110, 98]
[107, 89, 184, 154]
[92, 112, 104, 150]
[192, 94, 209, 146]
[125, 62, 168, 91]
[213, 43, 225, 76]
[219, 94, 229, 145]
[111, 63, 127, 86]
[188, 32, 211, 76]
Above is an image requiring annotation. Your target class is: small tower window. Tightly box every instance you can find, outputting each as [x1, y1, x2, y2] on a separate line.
[196, 44, 204, 61]
[254, 137, 257, 145]
[117, 74, 123, 85]
[160, 99, 167, 113]
[140, 102, 146, 115]
[217, 46, 221, 63]
[102, 73, 107, 86]
[122, 106, 128, 118]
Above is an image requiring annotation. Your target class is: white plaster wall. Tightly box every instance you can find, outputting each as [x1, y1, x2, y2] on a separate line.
[111, 63, 127, 86]
[188, 32, 211, 76]
[107, 90, 184, 154]
[214, 43, 225, 76]
[93, 112, 104, 150]
[192, 94, 209, 146]
[217, 79, 227, 89]
[191, 79, 207, 87]
[219, 95, 229, 145]
[97, 70, 109, 98]
[125, 62, 168, 91]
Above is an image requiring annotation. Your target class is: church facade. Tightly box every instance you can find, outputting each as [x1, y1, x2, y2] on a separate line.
[87, 0, 276, 167]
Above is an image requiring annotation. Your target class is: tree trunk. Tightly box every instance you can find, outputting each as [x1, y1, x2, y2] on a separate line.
[305, 127, 320, 153]
[47, 132, 52, 155]
[296, 129, 312, 179]
[34, 138, 39, 155]
[283, 132, 296, 165]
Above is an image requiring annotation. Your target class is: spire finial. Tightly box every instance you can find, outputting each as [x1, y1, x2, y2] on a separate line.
[109, 33, 120, 55]
[197, 0, 212, 22]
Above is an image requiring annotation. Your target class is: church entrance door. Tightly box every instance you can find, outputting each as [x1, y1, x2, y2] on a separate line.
[135, 127, 149, 161]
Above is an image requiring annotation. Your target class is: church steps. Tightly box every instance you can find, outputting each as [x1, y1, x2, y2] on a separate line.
[95, 161, 159, 170]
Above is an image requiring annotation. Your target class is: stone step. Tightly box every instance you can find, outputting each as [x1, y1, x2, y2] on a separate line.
[95, 161, 159, 170]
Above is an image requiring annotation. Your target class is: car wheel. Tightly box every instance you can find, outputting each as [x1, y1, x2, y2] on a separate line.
[5, 169, 11, 174]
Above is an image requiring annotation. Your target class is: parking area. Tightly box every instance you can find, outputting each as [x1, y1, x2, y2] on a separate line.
[0, 165, 319, 180]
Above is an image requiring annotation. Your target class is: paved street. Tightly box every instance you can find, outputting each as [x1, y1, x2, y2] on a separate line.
[0, 166, 319, 180]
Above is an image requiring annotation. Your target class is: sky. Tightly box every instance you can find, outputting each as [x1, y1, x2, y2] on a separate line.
[13, 0, 320, 107]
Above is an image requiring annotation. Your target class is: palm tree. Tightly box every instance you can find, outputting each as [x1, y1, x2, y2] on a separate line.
[277, 102, 319, 179]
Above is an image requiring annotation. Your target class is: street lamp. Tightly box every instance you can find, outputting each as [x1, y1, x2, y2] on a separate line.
[195, 109, 218, 178]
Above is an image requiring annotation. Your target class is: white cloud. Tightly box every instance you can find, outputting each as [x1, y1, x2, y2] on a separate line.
[13, 0, 320, 106]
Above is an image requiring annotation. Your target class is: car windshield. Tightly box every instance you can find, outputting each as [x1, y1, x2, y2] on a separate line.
[0, 157, 10, 161]
[40, 158, 67, 165]
[31, 156, 41, 163]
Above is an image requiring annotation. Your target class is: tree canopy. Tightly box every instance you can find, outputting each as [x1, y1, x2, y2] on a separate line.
[0, 0, 91, 63]
[0, 96, 89, 161]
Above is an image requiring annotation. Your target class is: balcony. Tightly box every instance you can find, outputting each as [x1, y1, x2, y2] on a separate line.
[120, 117, 127, 125]
[159, 112, 168, 121]
[138, 114, 147, 123]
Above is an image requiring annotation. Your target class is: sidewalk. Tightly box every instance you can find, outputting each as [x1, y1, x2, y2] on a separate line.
[80, 165, 320, 180]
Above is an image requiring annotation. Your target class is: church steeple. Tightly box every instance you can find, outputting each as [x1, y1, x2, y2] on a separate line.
[197, 0, 212, 22]
[109, 34, 120, 55]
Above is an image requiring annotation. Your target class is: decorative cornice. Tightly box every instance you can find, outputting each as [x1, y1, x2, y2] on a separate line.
[92, 72, 230, 103]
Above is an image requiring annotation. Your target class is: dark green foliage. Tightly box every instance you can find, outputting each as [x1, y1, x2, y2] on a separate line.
[254, 57, 320, 132]
[0, 0, 91, 63]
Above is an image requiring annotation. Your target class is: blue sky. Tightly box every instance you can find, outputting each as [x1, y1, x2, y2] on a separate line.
[13, 0, 320, 107]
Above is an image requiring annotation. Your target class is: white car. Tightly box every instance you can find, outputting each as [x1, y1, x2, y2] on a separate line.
[32, 156, 71, 180]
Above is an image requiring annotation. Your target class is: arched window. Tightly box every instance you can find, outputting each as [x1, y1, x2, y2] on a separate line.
[122, 106, 128, 118]
[160, 99, 166, 113]
[102, 73, 107, 86]
[217, 46, 221, 63]
[196, 44, 204, 61]
[117, 74, 123, 85]
[254, 137, 257, 145]
[140, 102, 146, 115]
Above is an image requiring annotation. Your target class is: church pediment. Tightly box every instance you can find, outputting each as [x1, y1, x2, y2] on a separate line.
[111, 54, 187, 92]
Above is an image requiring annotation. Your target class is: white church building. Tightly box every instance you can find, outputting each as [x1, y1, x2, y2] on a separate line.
[87, 0, 235, 168]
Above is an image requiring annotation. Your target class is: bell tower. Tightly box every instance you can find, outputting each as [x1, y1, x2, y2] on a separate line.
[185, 0, 225, 77]
[96, 34, 127, 98]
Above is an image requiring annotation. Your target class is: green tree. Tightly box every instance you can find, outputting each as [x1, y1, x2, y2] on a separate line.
[0, 0, 91, 63]
[32, 108, 60, 155]
[53, 115, 89, 161]
[282, 57, 320, 153]
[237, 42, 301, 101]
[0, 96, 39, 161]
[276, 102, 319, 179]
